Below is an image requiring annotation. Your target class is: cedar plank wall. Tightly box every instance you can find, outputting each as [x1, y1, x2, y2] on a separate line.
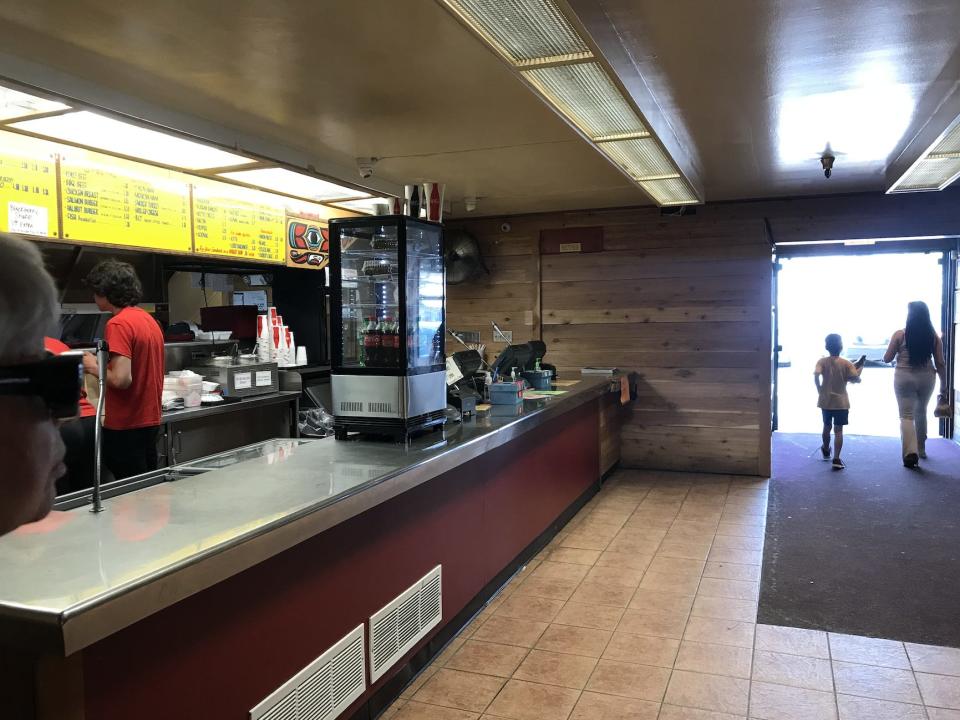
[445, 190, 960, 478]
[446, 207, 772, 477]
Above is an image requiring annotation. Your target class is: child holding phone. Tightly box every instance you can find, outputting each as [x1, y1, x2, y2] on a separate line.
[814, 333, 865, 469]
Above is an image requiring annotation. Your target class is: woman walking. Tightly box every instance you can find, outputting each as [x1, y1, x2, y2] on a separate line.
[883, 301, 947, 468]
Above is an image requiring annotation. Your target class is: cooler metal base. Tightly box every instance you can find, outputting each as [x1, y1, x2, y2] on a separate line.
[332, 371, 446, 441]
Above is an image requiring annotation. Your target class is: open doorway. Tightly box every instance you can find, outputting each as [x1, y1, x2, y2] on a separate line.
[776, 251, 944, 436]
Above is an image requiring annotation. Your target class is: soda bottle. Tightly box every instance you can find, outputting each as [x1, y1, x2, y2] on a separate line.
[362, 317, 380, 366]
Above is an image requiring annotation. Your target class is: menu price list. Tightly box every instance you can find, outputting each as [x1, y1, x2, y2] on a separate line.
[0, 152, 58, 237]
[193, 194, 285, 263]
[60, 158, 191, 252]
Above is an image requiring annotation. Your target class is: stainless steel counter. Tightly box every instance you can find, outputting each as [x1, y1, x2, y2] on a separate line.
[161, 390, 301, 423]
[0, 377, 617, 655]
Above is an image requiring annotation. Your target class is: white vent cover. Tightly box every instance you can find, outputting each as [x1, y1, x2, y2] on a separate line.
[369, 565, 442, 683]
[250, 625, 366, 720]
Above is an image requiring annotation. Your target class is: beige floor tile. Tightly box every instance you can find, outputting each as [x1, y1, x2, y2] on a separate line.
[513, 576, 581, 602]
[669, 521, 721, 537]
[674, 640, 752, 678]
[513, 649, 598, 689]
[835, 694, 927, 720]
[561, 532, 613, 551]
[394, 702, 481, 720]
[629, 589, 695, 615]
[606, 537, 662, 556]
[472, 616, 549, 648]
[382, 698, 408, 720]
[695, 578, 758, 601]
[718, 511, 765, 526]
[584, 659, 671, 701]
[706, 547, 763, 566]
[569, 581, 636, 607]
[615, 527, 669, 543]
[602, 631, 680, 667]
[646, 557, 705, 578]
[403, 665, 440, 698]
[436, 637, 468, 666]
[585, 564, 645, 588]
[485, 679, 581, 720]
[674, 510, 722, 524]
[832, 660, 920, 703]
[748, 681, 838, 720]
[916, 671, 960, 710]
[413, 669, 506, 713]
[536, 624, 612, 658]
[595, 551, 653, 572]
[618, 609, 689, 640]
[657, 705, 745, 720]
[546, 547, 602, 566]
[690, 595, 757, 624]
[828, 633, 911, 669]
[553, 602, 625, 631]
[568, 690, 660, 720]
[656, 542, 712, 562]
[495, 594, 565, 623]
[709, 535, 763, 551]
[928, 709, 960, 720]
[715, 523, 764, 539]
[445, 640, 530, 678]
[905, 642, 960, 676]
[755, 625, 830, 659]
[663, 670, 749, 716]
[701, 562, 760, 583]
[625, 514, 675, 530]
[683, 617, 755, 649]
[638, 571, 701, 596]
[752, 650, 833, 692]
[530, 561, 592, 583]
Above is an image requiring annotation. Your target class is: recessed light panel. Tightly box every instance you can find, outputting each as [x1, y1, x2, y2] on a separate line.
[0, 85, 70, 121]
[442, 0, 589, 65]
[639, 177, 699, 206]
[331, 197, 393, 214]
[522, 63, 647, 140]
[889, 119, 960, 192]
[598, 137, 677, 180]
[10, 111, 254, 170]
[219, 167, 369, 202]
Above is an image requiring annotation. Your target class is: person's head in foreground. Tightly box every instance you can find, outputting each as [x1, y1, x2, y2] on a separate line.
[825, 333, 843, 357]
[0, 233, 66, 536]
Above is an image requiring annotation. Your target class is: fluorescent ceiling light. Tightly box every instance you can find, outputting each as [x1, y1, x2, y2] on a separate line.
[438, 0, 701, 206]
[219, 167, 369, 202]
[888, 119, 960, 192]
[10, 110, 254, 170]
[0, 85, 70, 121]
[441, 0, 589, 66]
[522, 63, 647, 140]
[332, 197, 393, 214]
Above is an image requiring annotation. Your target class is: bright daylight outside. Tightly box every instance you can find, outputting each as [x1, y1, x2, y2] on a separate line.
[776, 252, 943, 436]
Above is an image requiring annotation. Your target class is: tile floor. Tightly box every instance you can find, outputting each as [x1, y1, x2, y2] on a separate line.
[385, 469, 960, 720]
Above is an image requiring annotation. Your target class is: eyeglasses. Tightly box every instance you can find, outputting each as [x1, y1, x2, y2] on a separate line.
[0, 355, 83, 419]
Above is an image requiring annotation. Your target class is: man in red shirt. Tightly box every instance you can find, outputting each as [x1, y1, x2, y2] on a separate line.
[45, 336, 97, 493]
[82, 260, 164, 479]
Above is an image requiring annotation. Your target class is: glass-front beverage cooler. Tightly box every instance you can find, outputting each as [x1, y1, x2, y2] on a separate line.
[329, 216, 446, 440]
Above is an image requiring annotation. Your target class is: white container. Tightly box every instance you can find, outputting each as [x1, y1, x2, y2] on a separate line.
[173, 373, 203, 408]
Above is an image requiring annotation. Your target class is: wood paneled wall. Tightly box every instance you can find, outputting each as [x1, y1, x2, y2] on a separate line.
[447, 207, 772, 477]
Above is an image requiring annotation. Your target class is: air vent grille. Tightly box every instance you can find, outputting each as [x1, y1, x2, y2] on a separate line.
[250, 626, 366, 720]
[368, 565, 443, 682]
[340, 401, 363, 413]
[367, 402, 394, 414]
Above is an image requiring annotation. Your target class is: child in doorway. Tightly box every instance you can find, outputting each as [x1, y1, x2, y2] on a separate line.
[814, 334, 865, 470]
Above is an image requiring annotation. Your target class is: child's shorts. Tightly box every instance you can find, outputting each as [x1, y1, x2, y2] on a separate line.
[822, 409, 849, 427]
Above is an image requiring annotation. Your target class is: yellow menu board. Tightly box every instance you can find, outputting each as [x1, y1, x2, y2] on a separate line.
[0, 132, 59, 238]
[192, 181, 286, 263]
[59, 148, 191, 252]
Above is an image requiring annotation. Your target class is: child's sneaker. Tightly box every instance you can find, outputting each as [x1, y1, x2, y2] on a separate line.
[821, 445, 831, 460]
[832, 458, 845, 470]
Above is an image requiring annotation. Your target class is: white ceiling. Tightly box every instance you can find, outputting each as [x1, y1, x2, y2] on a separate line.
[0, 0, 958, 216]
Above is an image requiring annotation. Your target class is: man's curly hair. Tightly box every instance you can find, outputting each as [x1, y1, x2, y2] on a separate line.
[85, 260, 143, 308]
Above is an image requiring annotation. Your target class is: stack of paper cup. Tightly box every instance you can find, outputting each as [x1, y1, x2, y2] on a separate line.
[296, 346, 308, 366]
[256, 315, 271, 361]
[271, 325, 282, 363]
[285, 329, 295, 367]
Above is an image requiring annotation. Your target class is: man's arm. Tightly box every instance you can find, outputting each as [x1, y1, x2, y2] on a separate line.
[106, 354, 133, 390]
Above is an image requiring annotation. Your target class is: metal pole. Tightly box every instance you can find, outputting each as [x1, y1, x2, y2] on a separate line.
[91, 339, 109, 513]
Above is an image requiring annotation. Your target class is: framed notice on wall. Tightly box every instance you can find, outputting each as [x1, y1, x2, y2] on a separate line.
[0, 132, 59, 238]
[192, 180, 286, 264]
[59, 147, 191, 252]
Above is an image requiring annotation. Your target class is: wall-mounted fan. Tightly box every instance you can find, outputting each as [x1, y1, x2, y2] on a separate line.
[445, 229, 489, 285]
